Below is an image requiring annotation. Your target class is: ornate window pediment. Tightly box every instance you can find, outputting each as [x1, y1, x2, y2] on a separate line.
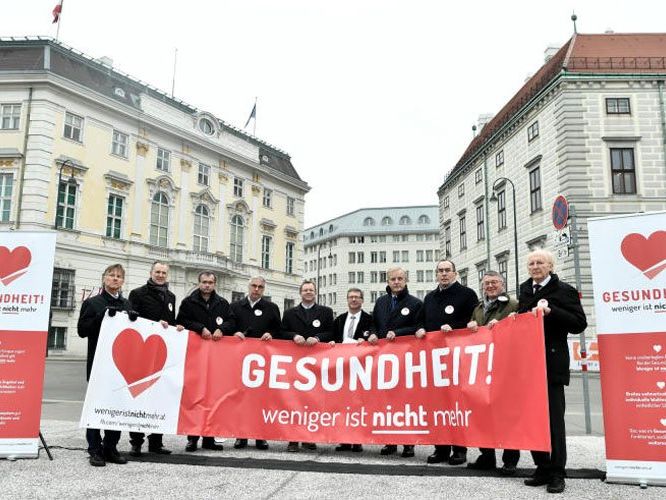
[147, 175, 179, 203]
[226, 199, 252, 216]
[190, 188, 219, 214]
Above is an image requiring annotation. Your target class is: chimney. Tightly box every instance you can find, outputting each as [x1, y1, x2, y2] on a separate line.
[477, 113, 494, 131]
[97, 56, 114, 67]
[544, 45, 559, 63]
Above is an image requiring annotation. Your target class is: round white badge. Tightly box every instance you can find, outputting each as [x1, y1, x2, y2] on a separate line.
[313, 319, 321, 328]
[444, 305, 454, 314]
[254, 309, 263, 317]
[538, 299, 549, 308]
[401, 307, 410, 316]
[498, 296, 509, 303]
[216, 316, 223, 325]
[168, 303, 173, 312]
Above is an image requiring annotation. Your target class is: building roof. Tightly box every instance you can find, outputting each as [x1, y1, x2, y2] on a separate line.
[442, 33, 666, 190]
[304, 205, 439, 245]
[0, 37, 303, 183]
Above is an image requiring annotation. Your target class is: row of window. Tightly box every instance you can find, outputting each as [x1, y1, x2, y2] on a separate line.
[362, 214, 431, 226]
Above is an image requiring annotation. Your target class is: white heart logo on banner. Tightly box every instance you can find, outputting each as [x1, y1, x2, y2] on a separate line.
[654, 345, 663, 353]
[658, 381, 666, 390]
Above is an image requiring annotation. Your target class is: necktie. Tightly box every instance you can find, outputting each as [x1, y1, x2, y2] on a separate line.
[347, 315, 356, 338]
[390, 296, 398, 312]
[533, 284, 542, 294]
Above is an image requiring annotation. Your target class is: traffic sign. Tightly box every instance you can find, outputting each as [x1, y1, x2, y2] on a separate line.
[552, 195, 569, 230]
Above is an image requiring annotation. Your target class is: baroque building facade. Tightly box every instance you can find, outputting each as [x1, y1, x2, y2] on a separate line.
[303, 206, 440, 314]
[437, 33, 666, 334]
[0, 37, 309, 356]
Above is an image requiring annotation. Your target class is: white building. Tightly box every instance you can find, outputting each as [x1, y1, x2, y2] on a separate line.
[0, 37, 309, 356]
[303, 206, 440, 314]
[437, 33, 666, 333]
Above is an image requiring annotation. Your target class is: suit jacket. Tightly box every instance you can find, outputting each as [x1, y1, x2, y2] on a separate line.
[222, 297, 281, 338]
[470, 293, 518, 326]
[518, 273, 587, 385]
[372, 285, 422, 338]
[418, 281, 478, 332]
[281, 303, 334, 342]
[128, 281, 177, 325]
[332, 310, 374, 343]
[176, 290, 230, 335]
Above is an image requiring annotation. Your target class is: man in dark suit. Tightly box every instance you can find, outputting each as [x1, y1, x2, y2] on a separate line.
[127, 261, 184, 457]
[519, 249, 587, 494]
[176, 270, 228, 453]
[281, 280, 334, 452]
[415, 259, 478, 466]
[332, 287, 374, 453]
[370, 267, 423, 458]
[222, 276, 281, 451]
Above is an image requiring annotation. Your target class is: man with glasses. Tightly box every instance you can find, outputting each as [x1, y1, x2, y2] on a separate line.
[332, 288, 374, 453]
[466, 270, 520, 475]
[415, 259, 477, 466]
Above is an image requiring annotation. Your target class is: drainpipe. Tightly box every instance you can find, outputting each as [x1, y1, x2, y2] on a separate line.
[15, 86, 33, 229]
[658, 81, 666, 179]
[483, 152, 491, 266]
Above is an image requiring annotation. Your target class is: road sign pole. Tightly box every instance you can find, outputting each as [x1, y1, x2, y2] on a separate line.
[570, 204, 592, 435]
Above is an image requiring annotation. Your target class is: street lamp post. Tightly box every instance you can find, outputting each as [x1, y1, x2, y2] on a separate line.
[490, 177, 519, 297]
[54, 159, 77, 229]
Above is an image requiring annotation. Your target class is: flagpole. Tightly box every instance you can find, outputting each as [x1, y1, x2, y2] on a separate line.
[171, 48, 178, 98]
[55, 0, 64, 41]
[253, 97, 257, 136]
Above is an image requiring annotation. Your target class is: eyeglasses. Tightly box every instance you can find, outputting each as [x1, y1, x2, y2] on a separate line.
[436, 268, 454, 273]
[483, 280, 502, 285]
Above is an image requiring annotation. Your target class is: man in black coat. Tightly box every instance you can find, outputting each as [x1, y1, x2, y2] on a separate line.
[370, 267, 423, 458]
[127, 261, 184, 456]
[176, 270, 229, 453]
[77, 263, 131, 467]
[332, 287, 374, 453]
[222, 276, 281, 451]
[281, 280, 334, 452]
[519, 250, 587, 494]
[415, 259, 478, 466]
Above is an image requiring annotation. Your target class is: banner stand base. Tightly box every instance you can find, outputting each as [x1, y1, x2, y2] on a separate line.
[39, 431, 53, 461]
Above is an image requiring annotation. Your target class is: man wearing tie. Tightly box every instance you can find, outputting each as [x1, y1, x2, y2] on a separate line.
[332, 288, 374, 452]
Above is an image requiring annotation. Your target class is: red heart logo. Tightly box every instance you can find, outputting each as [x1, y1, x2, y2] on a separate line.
[0, 246, 32, 286]
[621, 231, 666, 279]
[112, 328, 167, 398]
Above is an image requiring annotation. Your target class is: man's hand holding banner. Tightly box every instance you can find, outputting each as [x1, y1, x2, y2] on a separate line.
[81, 312, 551, 451]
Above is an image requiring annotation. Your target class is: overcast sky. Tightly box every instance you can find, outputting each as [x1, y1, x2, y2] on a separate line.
[6, 1, 666, 227]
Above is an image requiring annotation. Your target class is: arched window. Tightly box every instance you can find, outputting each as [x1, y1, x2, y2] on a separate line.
[381, 216, 393, 226]
[230, 214, 244, 262]
[363, 217, 375, 226]
[319, 228, 324, 236]
[150, 192, 169, 247]
[418, 214, 430, 224]
[399, 215, 411, 225]
[193, 204, 210, 252]
[329, 224, 334, 232]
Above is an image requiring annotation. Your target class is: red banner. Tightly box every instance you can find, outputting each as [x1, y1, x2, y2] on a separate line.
[177, 313, 551, 451]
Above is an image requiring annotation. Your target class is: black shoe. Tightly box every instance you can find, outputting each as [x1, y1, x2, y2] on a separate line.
[129, 444, 142, 457]
[302, 442, 317, 450]
[351, 444, 363, 452]
[524, 474, 550, 487]
[286, 442, 299, 452]
[499, 464, 517, 476]
[255, 440, 269, 450]
[448, 451, 467, 466]
[547, 477, 565, 494]
[89, 452, 106, 467]
[467, 457, 496, 470]
[103, 448, 127, 465]
[401, 445, 415, 458]
[234, 438, 248, 449]
[380, 445, 398, 456]
[185, 439, 198, 452]
[201, 440, 223, 451]
[427, 452, 448, 464]
[148, 446, 172, 455]
[335, 444, 352, 452]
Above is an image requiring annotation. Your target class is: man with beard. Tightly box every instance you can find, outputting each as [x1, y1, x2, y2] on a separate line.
[370, 267, 422, 458]
[176, 271, 228, 453]
[415, 259, 477, 466]
[281, 280, 334, 452]
[465, 270, 520, 475]
[223, 276, 281, 451]
[519, 250, 586, 494]
[127, 261, 184, 457]
[78, 264, 131, 467]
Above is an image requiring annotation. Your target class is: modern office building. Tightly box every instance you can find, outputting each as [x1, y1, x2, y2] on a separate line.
[0, 37, 309, 356]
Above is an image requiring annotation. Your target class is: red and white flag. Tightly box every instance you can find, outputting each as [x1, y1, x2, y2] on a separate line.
[52, 1, 63, 24]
